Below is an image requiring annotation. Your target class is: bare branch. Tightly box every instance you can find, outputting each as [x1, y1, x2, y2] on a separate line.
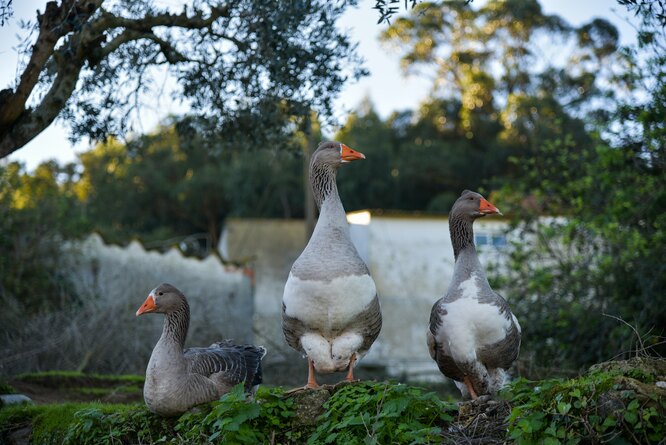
[90, 4, 230, 36]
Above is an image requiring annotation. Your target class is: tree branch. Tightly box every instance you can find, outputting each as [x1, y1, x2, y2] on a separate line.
[0, 2, 228, 158]
[0, 0, 101, 128]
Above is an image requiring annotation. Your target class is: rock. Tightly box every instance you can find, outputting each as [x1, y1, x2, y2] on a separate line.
[589, 356, 666, 380]
[590, 357, 666, 419]
[290, 387, 332, 426]
[0, 394, 34, 406]
[286, 381, 356, 426]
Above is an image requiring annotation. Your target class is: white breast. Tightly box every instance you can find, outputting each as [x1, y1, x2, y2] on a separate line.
[283, 273, 376, 333]
[437, 274, 511, 362]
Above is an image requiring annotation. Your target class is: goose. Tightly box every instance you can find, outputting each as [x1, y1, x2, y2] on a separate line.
[282, 141, 382, 389]
[427, 190, 521, 399]
[136, 283, 266, 416]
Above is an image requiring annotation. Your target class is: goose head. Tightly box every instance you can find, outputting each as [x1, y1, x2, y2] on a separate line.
[452, 190, 502, 220]
[311, 141, 365, 169]
[136, 283, 186, 316]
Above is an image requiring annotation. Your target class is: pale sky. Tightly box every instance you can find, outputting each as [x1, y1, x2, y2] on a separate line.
[0, 0, 639, 171]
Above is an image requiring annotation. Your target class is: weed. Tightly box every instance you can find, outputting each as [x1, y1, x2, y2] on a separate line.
[175, 384, 299, 444]
[308, 381, 456, 445]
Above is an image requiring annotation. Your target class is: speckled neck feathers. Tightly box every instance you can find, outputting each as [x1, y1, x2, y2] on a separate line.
[310, 161, 338, 209]
[449, 212, 475, 260]
[162, 300, 190, 348]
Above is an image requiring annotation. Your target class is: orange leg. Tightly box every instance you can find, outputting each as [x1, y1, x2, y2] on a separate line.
[305, 358, 319, 389]
[464, 375, 478, 400]
[345, 353, 357, 382]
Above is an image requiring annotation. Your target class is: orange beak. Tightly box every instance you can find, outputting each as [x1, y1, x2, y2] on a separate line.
[479, 197, 502, 216]
[136, 294, 157, 316]
[340, 143, 366, 162]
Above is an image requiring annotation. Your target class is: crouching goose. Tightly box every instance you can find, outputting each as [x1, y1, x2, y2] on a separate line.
[427, 190, 521, 399]
[136, 283, 266, 416]
[282, 141, 382, 389]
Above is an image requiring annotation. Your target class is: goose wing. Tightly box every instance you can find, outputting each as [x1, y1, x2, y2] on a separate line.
[351, 294, 382, 353]
[477, 291, 521, 370]
[427, 298, 466, 382]
[282, 301, 307, 353]
[184, 342, 266, 388]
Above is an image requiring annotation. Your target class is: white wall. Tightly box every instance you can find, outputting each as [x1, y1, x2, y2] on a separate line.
[349, 213, 510, 380]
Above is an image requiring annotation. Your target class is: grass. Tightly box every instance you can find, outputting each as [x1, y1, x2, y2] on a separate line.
[74, 385, 143, 397]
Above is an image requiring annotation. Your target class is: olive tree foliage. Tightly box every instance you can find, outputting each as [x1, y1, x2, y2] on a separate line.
[0, 0, 365, 158]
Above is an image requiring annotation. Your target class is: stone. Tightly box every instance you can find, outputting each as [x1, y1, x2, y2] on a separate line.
[0, 394, 34, 406]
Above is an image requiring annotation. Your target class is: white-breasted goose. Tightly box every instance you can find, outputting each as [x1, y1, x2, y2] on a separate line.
[282, 141, 382, 389]
[427, 190, 521, 399]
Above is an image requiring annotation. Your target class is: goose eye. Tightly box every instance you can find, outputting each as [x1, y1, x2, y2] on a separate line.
[158, 291, 164, 296]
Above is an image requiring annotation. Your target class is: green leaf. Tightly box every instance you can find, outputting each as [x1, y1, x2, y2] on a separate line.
[623, 410, 638, 425]
[557, 402, 571, 415]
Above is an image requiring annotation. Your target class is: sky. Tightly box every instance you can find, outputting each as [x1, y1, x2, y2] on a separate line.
[0, 0, 640, 171]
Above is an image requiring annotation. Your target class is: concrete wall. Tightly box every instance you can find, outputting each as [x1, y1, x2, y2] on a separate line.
[69, 233, 255, 344]
[0, 235, 254, 374]
[0, 233, 255, 375]
[221, 213, 512, 382]
[219, 219, 307, 364]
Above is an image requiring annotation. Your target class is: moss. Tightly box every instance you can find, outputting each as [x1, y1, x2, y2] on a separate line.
[589, 356, 666, 383]
[0, 380, 15, 394]
[17, 370, 144, 385]
[32, 403, 99, 444]
[0, 404, 42, 433]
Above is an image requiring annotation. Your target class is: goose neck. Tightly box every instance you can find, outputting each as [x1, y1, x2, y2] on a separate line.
[449, 213, 476, 261]
[161, 302, 190, 348]
[310, 162, 339, 210]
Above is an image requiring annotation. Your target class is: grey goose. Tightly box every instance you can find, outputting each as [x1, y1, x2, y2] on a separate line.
[427, 190, 521, 399]
[282, 141, 382, 389]
[136, 283, 266, 415]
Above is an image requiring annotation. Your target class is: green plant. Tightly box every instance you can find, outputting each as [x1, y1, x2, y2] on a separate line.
[308, 382, 456, 445]
[0, 380, 15, 395]
[174, 384, 299, 445]
[504, 368, 666, 445]
[61, 404, 176, 445]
